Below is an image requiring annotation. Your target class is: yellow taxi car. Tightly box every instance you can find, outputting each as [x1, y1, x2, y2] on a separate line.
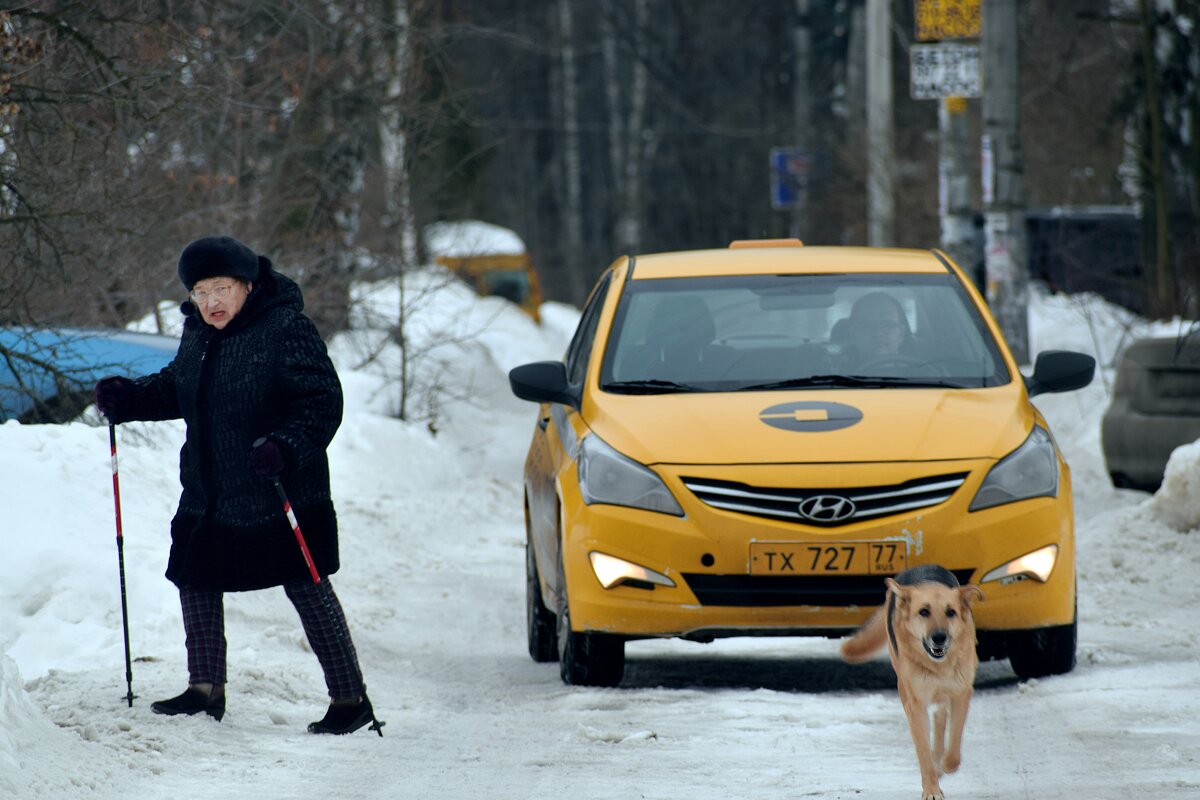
[509, 241, 1095, 687]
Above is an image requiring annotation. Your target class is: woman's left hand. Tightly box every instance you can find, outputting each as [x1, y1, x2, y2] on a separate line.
[249, 437, 286, 478]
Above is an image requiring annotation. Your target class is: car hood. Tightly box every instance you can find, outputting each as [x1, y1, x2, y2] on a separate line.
[583, 385, 1036, 466]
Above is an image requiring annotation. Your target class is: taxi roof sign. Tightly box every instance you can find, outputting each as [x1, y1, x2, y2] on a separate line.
[729, 239, 804, 249]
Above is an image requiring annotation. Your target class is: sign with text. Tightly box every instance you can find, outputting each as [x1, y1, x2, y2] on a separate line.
[915, 0, 981, 41]
[910, 42, 981, 99]
[769, 148, 815, 210]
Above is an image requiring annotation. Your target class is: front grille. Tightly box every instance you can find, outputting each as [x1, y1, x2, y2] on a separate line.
[681, 472, 968, 527]
[682, 570, 975, 607]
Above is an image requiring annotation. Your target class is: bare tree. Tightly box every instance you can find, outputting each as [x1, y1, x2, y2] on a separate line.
[602, 0, 650, 254]
[556, 0, 586, 298]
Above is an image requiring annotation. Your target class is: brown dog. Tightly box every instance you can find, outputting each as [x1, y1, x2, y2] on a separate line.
[841, 565, 984, 800]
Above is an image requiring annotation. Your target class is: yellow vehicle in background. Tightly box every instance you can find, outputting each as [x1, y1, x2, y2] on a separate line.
[427, 220, 543, 322]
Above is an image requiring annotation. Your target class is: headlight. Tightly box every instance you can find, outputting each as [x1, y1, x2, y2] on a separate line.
[969, 425, 1059, 512]
[589, 551, 676, 590]
[980, 544, 1058, 584]
[577, 434, 684, 516]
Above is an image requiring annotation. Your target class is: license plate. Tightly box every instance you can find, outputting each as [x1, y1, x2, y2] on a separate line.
[748, 541, 907, 576]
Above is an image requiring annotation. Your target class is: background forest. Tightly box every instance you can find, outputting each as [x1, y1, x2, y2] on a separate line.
[1, 0, 1197, 335]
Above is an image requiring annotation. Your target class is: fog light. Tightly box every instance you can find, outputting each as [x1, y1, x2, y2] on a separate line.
[589, 551, 675, 590]
[981, 544, 1059, 585]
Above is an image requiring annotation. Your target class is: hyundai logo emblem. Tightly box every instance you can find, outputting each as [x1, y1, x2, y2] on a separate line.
[758, 401, 863, 432]
[797, 495, 857, 522]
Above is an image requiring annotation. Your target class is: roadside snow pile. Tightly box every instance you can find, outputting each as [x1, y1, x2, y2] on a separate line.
[1026, 287, 1186, 368]
[0, 653, 34, 790]
[424, 219, 526, 258]
[0, 654, 96, 797]
[1150, 440, 1200, 532]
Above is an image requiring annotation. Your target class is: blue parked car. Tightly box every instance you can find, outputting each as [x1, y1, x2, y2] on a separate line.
[0, 327, 178, 423]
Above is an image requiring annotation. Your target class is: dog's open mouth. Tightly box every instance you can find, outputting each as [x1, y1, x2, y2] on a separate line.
[923, 638, 950, 661]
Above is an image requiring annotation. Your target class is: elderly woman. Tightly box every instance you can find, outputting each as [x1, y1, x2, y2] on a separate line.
[94, 235, 376, 735]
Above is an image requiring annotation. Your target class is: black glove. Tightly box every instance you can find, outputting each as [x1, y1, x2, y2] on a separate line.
[249, 437, 286, 479]
[94, 377, 132, 420]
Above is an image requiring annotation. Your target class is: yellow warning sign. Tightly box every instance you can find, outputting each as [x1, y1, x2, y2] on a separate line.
[915, 0, 981, 41]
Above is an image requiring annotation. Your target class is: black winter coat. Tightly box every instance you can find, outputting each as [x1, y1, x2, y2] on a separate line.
[111, 268, 343, 591]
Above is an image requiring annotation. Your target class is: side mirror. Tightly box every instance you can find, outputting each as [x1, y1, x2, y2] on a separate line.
[1024, 350, 1096, 397]
[508, 361, 578, 407]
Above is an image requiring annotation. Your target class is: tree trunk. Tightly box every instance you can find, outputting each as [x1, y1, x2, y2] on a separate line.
[603, 0, 649, 255]
[557, 0, 586, 300]
[866, 0, 895, 246]
[1138, 0, 1172, 318]
[378, 0, 417, 419]
[791, 0, 813, 242]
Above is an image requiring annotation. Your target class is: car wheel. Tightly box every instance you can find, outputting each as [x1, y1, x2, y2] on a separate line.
[526, 534, 558, 663]
[555, 547, 624, 687]
[1007, 619, 1077, 680]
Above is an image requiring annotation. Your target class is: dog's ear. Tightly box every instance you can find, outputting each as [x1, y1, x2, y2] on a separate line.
[959, 584, 984, 606]
[885, 577, 907, 603]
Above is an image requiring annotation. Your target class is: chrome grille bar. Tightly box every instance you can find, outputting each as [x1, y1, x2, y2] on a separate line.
[681, 473, 968, 527]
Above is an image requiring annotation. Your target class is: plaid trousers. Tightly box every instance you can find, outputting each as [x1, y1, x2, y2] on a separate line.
[179, 578, 365, 700]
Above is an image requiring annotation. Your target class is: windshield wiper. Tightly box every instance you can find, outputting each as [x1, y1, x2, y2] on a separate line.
[602, 378, 700, 394]
[736, 374, 966, 391]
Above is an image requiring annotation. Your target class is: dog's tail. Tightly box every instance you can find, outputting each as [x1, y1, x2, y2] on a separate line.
[839, 607, 889, 663]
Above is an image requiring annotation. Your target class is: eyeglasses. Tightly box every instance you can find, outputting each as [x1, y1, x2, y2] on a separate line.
[189, 283, 238, 303]
[859, 319, 905, 334]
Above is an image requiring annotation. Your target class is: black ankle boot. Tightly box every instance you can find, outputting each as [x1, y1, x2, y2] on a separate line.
[151, 686, 225, 721]
[307, 697, 375, 735]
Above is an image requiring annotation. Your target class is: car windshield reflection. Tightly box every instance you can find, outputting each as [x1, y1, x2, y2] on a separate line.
[601, 273, 1009, 392]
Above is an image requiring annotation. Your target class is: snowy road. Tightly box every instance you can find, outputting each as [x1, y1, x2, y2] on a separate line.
[3, 287, 1198, 799]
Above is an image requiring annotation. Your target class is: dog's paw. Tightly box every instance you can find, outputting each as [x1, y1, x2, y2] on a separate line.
[940, 752, 961, 774]
[922, 791, 945, 800]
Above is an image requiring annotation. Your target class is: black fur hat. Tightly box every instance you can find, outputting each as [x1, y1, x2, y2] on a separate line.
[177, 235, 261, 289]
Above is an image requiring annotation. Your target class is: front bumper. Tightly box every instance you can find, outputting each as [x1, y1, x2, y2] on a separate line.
[559, 459, 1076, 639]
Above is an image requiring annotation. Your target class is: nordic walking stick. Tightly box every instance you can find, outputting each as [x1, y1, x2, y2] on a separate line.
[261, 446, 383, 737]
[108, 422, 136, 708]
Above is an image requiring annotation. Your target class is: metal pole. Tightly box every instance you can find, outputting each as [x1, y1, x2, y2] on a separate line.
[939, 96, 976, 281]
[982, 0, 1030, 363]
[109, 423, 135, 708]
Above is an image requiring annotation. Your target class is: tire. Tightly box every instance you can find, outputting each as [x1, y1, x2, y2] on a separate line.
[526, 534, 558, 663]
[1007, 619, 1077, 680]
[555, 548, 624, 687]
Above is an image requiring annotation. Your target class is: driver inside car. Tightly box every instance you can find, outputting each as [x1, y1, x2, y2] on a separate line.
[838, 291, 915, 371]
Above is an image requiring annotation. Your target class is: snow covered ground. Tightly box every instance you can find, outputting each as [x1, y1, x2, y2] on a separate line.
[1, 273, 1197, 800]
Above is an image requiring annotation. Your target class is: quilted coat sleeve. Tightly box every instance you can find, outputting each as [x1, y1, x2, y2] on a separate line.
[266, 312, 343, 470]
[113, 358, 183, 423]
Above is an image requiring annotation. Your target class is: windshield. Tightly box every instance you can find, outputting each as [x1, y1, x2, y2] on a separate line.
[599, 273, 1010, 392]
[480, 269, 531, 304]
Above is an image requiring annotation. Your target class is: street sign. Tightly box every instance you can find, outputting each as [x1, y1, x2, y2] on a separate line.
[915, 0, 981, 41]
[910, 42, 980, 99]
[770, 148, 815, 210]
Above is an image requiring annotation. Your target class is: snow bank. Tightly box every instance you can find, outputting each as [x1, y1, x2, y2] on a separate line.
[1027, 287, 1189, 369]
[1150, 439, 1200, 532]
[0, 654, 105, 797]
